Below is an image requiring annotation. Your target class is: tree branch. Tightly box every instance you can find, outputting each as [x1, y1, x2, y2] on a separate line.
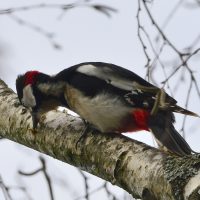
[0, 79, 200, 200]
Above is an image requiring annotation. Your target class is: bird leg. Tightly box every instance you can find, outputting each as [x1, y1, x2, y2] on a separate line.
[75, 120, 92, 149]
[28, 111, 40, 134]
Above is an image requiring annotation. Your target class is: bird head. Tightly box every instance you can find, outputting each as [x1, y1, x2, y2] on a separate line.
[16, 71, 40, 109]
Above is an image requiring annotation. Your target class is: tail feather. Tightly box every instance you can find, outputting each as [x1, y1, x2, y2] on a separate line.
[150, 125, 192, 155]
[149, 112, 193, 156]
[171, 105, 199, 117]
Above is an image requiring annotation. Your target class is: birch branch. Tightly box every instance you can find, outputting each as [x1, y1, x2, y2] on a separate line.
[0, 79, 199, 200]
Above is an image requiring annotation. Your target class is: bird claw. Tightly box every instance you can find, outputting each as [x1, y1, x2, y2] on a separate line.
[75, 129, 87, 149]
[28, 128, 38, 134]
[75, 121, 92, 149]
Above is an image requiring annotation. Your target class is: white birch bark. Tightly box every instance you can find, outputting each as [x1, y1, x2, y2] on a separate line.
[0, 79, 199, 200]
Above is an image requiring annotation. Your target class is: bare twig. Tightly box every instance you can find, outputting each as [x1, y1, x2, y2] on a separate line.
[0, 3, 117, 16]
[0, 2, 116, 49]
[78, 170, 89, 200]
[136, 0, 151, 68]
[142, 0, 183, 56]
[136, 0, 200, 144]
[74, 181, 120, 200]
[162, 48, 200, 84]
[155, 0, 185, 42]
[104, 182, 119, 200]
[18, 156, 54, 200]
[184, 0, 200, 8]
[180, 76, 193, 137]
[9, 14, 62, 50]
[136, 1, 174, 94]
[0, 176, 13, 200]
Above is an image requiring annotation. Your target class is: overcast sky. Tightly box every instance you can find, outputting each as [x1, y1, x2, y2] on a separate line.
[0, 0, 200, 199]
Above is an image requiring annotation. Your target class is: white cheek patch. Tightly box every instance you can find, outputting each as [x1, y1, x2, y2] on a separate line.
[22, 84, 36, 107]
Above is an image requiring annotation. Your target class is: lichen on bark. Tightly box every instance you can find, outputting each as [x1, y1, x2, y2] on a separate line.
[164, 154, 200, 200]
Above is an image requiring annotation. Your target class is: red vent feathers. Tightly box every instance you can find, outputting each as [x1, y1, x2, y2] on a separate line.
[132, 109, 150, 131]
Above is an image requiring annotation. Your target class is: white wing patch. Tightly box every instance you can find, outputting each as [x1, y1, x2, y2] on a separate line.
[77, 64, 137, 91]
[76, 64, 97, 77]
[22, 84, 36, 108]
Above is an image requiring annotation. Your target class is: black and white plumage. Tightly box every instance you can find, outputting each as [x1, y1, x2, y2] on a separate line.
[16, 62, 198, 155]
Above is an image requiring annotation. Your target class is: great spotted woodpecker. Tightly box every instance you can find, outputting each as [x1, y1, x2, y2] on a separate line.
[16, 62, 198, 155]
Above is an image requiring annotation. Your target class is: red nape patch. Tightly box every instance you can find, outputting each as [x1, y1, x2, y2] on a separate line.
[132, 109, 150, 131]
[24, 71, 40, 86]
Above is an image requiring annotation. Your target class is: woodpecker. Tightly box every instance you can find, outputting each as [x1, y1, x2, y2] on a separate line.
[16, 62, 198, 155]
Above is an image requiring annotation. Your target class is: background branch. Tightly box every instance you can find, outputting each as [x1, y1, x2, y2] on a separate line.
[0, 2, 116, 50]
[18, 156, 54, 200]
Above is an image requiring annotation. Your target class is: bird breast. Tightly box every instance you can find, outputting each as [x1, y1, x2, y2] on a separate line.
[64, 84, 131, 133]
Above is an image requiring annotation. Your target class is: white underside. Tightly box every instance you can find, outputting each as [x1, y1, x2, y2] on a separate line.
[64, 84, 131, 132]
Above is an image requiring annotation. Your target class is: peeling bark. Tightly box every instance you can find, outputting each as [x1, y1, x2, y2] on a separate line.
[0, 79, 200, 200]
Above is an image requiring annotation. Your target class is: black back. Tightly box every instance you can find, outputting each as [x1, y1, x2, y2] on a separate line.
[55, 62, 174, 110]
[55, 62, 153, 96]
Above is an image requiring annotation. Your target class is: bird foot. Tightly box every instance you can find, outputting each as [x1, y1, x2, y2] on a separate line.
[28, 128, 38, 134]
[75, 121, 92, 149]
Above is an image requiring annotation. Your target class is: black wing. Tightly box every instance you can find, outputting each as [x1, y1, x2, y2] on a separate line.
[55, 62, 176, 109]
